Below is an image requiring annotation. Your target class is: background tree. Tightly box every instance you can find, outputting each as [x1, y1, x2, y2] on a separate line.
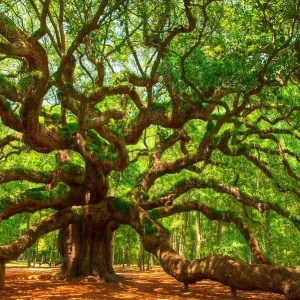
[1, 0, 300, 298]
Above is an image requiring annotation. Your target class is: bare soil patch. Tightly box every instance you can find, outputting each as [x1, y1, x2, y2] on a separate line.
[0, 266, 286, 300]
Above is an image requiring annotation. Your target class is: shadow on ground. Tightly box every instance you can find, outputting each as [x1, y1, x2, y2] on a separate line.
[0, 266, 286, 300]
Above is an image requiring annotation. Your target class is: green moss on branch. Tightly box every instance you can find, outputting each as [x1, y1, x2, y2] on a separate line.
[143, 218, 157, 235]
[114, 197, 133, 213]
[25, 182, 69, 201]
[148, 208, 161, 220]
[58, 162, 83, 174]
[59, 123, 79, 137]
[71, 206, 84, 218]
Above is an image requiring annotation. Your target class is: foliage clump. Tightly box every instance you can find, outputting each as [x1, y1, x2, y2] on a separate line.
[85, 142, 118, 162]
[148, 208, 161, 220]
[59, 123, 79, 137]
[156, 220, 171, 237]
[25, 183, 68, 201]
[214, 209, 225, 219]
[87, 130, 107, 146]
[18, 71, 43, 91]
[151, 101, 170, 111]
[0, 74, 13, 93]
[58, 162, 83, 174]
[71, 206, 83, 218]
[114, 197, 133, 213]
[143, 218, 157, 235]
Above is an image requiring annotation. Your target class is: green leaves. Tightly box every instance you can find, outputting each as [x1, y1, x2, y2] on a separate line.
[0, 74, 12, 93]
[143, 218, 157, 235]
[18, 71, 43, 91]
[114, 197, 133, 213]
[0, 0, 300, 275]
[59, 123, 79, 137]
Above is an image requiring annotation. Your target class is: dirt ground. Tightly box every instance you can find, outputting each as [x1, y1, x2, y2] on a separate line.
[0, 266, 286, 300]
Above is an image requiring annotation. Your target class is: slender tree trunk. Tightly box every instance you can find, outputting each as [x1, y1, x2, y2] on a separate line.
[195, 211, 202, 259]
[210, 222, 214, 255]
[25, 213, 32, 267]
[32, 249, 36, 267]
[189, 239, 195, 260]
[138, 236, 145, 271]
[55, 249, 60, 263]
[26, 249, 32, 268]
[49, 249, 53, 266]
[0, 263, 5, 290]
[147, 253, 153, 270]
[264, 210, 273, 262]
[217, 221, 222, 243]
[179, 212, 188, 257]
[126, 228, 131, 266]
[122, 247, 125, 269]
[172, 226, 178, 253]
[34, 239, 39, 267]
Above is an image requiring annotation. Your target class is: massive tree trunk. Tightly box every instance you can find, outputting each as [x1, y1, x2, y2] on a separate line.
[57, 220, 119, 281]
[54, 157, 121, 281]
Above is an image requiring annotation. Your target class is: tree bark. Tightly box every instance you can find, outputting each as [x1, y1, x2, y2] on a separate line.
[195, 211, 202, 259]
[148, 230, 300, 300]
[179, 212, 188, 257]
[26, 248, 32, 268]
[57, 220, 120, 282]
[26, 213, 32, 267]
[138, 235, 145, 271]
[147, 253, 153, 270]
[0, 263, 5, 290]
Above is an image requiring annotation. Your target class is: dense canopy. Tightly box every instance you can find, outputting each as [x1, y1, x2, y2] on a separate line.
[1, 0, 300, 298]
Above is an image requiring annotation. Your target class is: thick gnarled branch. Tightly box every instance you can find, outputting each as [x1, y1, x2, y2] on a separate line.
[140, 177, 299, 231]
[148, 202, 269, 264]
[0, 183, 83, 222]
[108, 199, 300, 300]
[0, 202, 110, 262]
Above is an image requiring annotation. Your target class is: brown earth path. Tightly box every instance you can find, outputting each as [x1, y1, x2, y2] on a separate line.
[0, 266, 286, 300]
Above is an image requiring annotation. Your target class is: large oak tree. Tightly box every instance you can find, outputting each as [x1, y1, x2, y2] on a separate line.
[1, 0, 300, 298]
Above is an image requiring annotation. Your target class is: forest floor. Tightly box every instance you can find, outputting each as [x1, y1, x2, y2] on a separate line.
[0, 265, 286, 300]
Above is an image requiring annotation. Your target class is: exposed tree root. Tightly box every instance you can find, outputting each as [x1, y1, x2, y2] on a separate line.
[46, 270, 125, 283]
